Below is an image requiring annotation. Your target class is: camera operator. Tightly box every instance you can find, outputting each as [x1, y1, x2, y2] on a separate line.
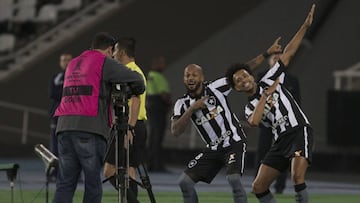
[104, 37, 147, 203]
[52, 32, 145, 203]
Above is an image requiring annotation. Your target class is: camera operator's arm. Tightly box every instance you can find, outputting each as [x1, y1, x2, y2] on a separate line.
[103, 59, 145, 94]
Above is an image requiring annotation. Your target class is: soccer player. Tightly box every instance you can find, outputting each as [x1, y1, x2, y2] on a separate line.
[225, 4, 315, 203]
[171, 38, 282, 203]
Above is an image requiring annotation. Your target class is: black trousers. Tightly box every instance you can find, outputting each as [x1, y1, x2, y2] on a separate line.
[146, 102, 168, 171]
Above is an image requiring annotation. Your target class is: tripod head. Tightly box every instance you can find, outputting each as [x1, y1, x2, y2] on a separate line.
[111, 83, 134, 103]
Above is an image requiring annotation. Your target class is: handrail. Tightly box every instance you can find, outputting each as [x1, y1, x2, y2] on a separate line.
[0, 100, 48, 144]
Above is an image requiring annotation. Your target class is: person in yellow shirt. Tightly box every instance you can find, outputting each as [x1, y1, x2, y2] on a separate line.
[104, 37, 147, 203]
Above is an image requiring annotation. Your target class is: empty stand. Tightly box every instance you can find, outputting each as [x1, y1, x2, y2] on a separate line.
[0, 34, 16, 53]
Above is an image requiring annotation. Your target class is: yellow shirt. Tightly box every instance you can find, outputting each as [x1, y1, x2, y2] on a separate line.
[126, 61, 147, 120]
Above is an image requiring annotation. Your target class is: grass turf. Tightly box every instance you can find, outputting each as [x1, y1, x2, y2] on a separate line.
[1, 190, 360, 203]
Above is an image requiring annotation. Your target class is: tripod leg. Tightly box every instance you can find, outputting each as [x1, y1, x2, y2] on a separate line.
[10, 182, 14, 203]
[137, 164, 157, 203]
[108, 175, 139, 203]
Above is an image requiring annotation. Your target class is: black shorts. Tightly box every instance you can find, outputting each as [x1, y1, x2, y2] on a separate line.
[105, 120, 147, 167]
[262, 125, 314, 172]
[185, 142, 246, 184]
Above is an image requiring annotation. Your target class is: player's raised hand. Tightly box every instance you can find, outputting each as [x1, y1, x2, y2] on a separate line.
[304, 4, 316, 28]
[267, 37, 282, 55]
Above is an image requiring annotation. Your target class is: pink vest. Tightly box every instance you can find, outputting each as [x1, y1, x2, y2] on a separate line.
[54, 50, 105, 117]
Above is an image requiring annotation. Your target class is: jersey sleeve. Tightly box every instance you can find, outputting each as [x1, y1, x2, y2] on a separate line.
[260, 61, 286, 86]
[244, 99, 257, 119]
[172, 98, 185, 119]
[208, 77, 232, 96]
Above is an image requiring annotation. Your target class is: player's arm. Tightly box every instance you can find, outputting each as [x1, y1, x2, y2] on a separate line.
[171, 96, 208, 136]
[248, 79, 280, 126]
[280, 4, 315, 67]
[246, 37, 283, 70]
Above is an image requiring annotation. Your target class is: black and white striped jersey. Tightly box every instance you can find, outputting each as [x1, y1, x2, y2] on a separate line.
[245, 60, 310, 140]
[173, 77, 247, 150]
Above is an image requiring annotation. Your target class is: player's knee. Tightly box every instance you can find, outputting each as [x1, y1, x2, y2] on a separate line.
[291, 172, 304, 184]
[227, 174, 247, 197]
[226, 174, 242, 188]
[252, 180, 265, 194]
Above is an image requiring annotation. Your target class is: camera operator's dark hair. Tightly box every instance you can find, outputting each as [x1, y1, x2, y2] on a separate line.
[225, 63, 252, 88]
[116, 37, 136, 58]
[91, 32, 116, 50]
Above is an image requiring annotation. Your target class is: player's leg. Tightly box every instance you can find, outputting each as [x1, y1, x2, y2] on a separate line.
[274, 170, 287, 194]
[252, 164, 279, 203]
[225, 142, 248, 203]
[291, 156, 309, 203]
[227, 173, 247, 203]
[178, 172, 199, 203]
[179, 150, 222, 203]
[255, 127, 273, 176]
[290, 125, 313, 203]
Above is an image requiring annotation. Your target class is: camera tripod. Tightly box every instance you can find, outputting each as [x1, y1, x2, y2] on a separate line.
[103, 83, 156, 203]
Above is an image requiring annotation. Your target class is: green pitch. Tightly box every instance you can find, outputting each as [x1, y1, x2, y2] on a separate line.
[1, 190, 360, 203]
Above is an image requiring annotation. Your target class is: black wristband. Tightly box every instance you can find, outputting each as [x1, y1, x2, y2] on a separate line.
[262, 52, 270, 58]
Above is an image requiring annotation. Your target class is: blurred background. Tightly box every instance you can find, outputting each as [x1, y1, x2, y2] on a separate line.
[0, 0, 359, 174]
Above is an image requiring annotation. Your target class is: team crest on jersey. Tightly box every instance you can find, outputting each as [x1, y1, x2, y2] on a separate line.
[188, 159, 197, 168]
[264, 92, 279, 116]
[206, 96, 216, 106]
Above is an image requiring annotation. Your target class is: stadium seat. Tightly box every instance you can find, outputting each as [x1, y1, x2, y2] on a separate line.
[15, 0, 37, 7]
[57, 0, 82, 11]
[0, 0, 15, 32]
[0, 33, 16, 53]
[12, 5, 36, 23]
[36, 4, 58, 24]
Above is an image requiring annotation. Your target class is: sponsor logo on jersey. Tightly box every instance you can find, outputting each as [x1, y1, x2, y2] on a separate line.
[195, 105, 224, 125]
[208, 130, 232, 146]
[273, 115, 289, 129]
